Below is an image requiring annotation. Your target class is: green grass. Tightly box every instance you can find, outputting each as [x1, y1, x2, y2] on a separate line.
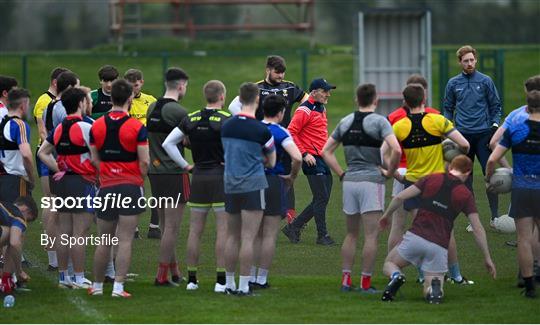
[3, 173, 539, 323]
[1, 42, 540, 322]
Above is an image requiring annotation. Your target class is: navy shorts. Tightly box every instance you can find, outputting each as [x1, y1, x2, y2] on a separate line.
[509, 188, 540, 219]
[35, 145, 50, 177]
[0, 174, 31, 203]
[264, 175, 286, 217]
[96, 184, 146, 221]
[403, 179, 420, 211]
[225, 189, 266, 214]
[54, 174, 96, 213]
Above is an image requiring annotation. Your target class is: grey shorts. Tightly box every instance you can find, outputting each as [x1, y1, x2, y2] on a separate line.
[391, 168, 407, 197]
[342, 181, 384, 215]
[397, 231, 448, 273]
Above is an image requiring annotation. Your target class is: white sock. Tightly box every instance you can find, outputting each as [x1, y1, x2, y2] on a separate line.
[239, 276, 251, 293]
[105, 260, 115, 278]
[47, 251, 58, 267]
[113, 281, 124, 293]
[149, 223, 159, 229]
[59, 270, 71, 283]
[93, 282, 103, 291]
[250, 266, 257, 282]
[67, 258, 74, 277]
[225, 272, 236, 290]
[256, 268, 268, 285]
[75, 272, 85, 284]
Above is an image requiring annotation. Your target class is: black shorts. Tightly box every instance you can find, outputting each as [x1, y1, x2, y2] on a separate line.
[149, 173, 190, 203]
[509, 188, 540, 219]
[188, 166, 225, 209]
[49, 175, 61, 196]
[225, 189, 266, 214]
[96, 184, 145, 221]
[54, 174, 96, 213]
[264, 175, 286, 217]
[403, 179, 420, 211]
[0, 174, 31, 203]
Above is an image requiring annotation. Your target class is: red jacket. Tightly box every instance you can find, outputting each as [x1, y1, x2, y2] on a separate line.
[288, 96, 328, 157]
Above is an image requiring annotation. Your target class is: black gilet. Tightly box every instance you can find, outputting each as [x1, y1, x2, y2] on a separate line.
[55, 117, 89, 155]
[512, 120, 540, 155]
[341, 111, 382, 147]
[401, 113, 442, 149]
[146, 98, 177, 134]
[45, 99, 59, 134]
[99, 114, 137, 162]
[418, 173, 461, 220]
[0, 116, 20, 150]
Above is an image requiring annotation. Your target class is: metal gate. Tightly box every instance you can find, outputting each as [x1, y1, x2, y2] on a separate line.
[356, 9, 431, 115]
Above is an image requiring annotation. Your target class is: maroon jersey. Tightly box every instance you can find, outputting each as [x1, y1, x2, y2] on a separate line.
[90, 111, 147, 188]
[409, 173, 477, 249]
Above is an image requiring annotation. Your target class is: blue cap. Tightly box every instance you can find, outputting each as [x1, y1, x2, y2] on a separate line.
[309, 78, 336, 92]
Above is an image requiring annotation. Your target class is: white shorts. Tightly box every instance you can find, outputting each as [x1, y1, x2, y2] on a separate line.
[397, 231, 448, 273]
[342, 181, 384, 215]
[391, 167, 407, 197]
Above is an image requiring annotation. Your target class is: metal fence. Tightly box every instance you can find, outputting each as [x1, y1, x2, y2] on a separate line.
[1, 47, 538, 117]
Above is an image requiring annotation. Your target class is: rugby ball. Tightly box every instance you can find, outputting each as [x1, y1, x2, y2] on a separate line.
[489, 168, 512, 194]
[442, 139, 462, 162]
[493, 214, 516, 233]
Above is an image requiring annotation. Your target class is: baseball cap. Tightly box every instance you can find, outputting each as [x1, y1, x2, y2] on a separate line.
[309, 78, 336, 92]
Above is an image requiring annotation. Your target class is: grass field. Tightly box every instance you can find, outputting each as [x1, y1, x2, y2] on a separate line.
[0, 42, 540, 323]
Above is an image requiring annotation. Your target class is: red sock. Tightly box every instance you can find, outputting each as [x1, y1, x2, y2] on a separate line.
[169, 262, 180, 277]
[342, 271, 352, 287]
[156, 263, 169, 283]
[1, 272, 13, 293]
[1, 272, 10, 281]
[361, 273, 372, 290]
[286, 209, 296, 224]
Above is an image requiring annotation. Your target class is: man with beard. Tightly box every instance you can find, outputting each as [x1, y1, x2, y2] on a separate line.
[229, 56, 307, 224]
[443, 45, 502, 228]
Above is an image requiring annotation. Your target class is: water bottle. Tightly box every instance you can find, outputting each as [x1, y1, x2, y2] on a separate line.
[3, 295, 15, 308]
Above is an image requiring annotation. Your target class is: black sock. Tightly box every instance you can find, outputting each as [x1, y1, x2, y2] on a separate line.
[523, 276, 535, 291]
[150, 207, 159, 227]
[188, 270, 197, 284]
[534, 261, 540, 280]
[217, 270, 226, 285]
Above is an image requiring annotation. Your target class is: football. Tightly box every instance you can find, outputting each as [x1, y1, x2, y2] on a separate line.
[489, 168, 513, 194]
[442, 138, 462, 162]
[493, 214, 516, 233]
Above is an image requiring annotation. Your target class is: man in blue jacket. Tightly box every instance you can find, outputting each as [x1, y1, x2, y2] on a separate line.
[443, 45, 502, 228]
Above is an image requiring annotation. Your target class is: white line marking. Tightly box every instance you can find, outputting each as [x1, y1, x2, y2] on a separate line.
[24, 252, 107, 323]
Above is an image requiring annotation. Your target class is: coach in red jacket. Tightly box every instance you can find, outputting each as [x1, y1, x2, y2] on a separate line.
[282, 78, 336, 246]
